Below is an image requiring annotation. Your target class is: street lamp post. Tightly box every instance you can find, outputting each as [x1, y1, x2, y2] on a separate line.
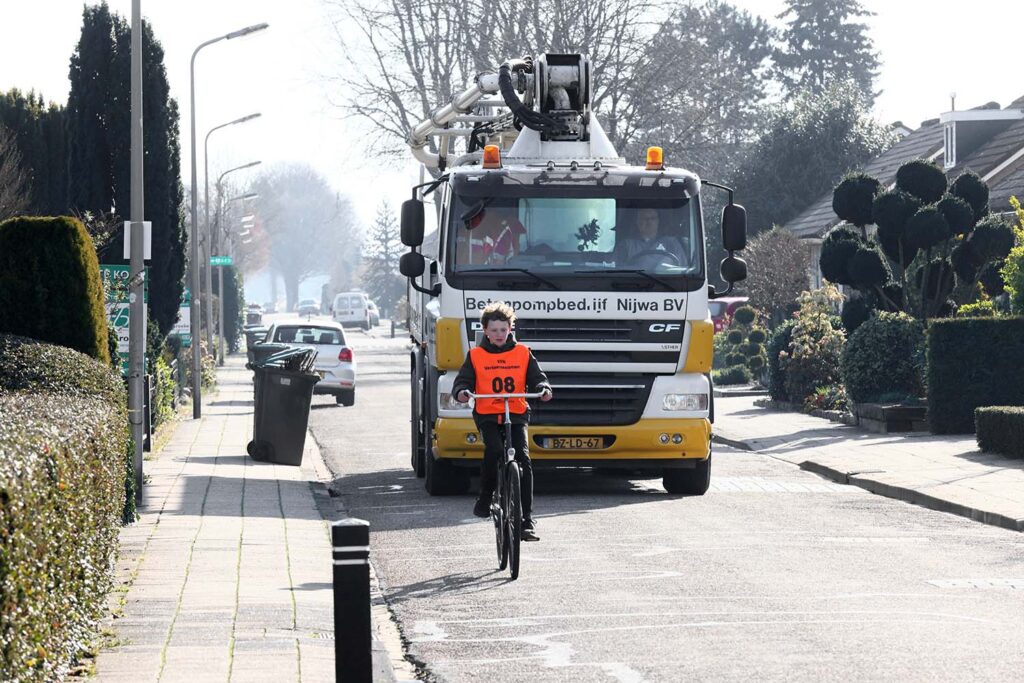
[213, 161, 261, 365]
[188, 21, 268, 419]
[203, 113, 261, 357]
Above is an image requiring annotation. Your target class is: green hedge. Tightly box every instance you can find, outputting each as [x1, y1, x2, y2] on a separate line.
[766, 319, 797, 401]
[975, 407, 1024, 458]
[0, 335, 131, 680]
[927, 318, 1024, 433]
[841, 312, 924, 403]
[0, 216, 109, 364]
[713, 365, 752, 385]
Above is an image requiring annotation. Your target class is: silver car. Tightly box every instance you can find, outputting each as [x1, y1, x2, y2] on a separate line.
[265, 321, 356, 406]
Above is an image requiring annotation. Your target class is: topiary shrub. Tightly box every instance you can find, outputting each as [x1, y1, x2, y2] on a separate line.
[748, 328, 767, 345]
[905, 206, 950, 251]
[726, 330, 744, 345]
[840, 312, 924, 403]
[732, 306, 756, 325]
[969, 215, 1015, 263]
[936, 195, 975, 236]
[949, 170, 989, 222]
[896, 159, 947, 204]
[927, 317, 1024, 433]
[975, 407, 1024, 458]
[841, 295, 874, 334]
[819, 225, 862, 285]
[832, 172, 880, 228]
[847, 246, 890, 287]
[0, 335, 130, 680]
[0, 216, 110, 364]
[766, 319, 797, 401]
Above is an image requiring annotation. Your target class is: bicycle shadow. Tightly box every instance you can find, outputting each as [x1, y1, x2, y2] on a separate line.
[381, 568, 510, 604]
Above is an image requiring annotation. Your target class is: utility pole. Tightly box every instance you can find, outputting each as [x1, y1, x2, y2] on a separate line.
[129, 0, 145, 504]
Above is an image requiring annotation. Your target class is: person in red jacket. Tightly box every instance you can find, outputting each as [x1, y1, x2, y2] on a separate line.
[453, 301, 552, 541]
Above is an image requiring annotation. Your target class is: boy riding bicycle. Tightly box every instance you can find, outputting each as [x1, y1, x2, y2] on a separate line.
[453, 302, 552, 541]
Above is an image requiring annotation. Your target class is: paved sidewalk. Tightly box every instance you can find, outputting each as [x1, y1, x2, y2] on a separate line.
[714, 395, 1024, 532]
[93, 356, 344, 682]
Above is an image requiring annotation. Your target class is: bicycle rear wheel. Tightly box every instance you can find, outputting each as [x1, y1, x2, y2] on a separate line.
[506, 462, 523, 580]
[494, 465, 508, 570]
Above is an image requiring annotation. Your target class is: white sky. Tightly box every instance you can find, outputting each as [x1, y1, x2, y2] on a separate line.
[2, 0, 1023, 230]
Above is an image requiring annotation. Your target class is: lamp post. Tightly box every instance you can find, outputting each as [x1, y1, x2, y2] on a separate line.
[188, 21, 268, 419]
[213, 161, 261, 365]
[203, 113, 261, 357]
[129, 0, 145, 502]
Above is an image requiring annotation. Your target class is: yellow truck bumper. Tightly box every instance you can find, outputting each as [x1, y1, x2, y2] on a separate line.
[433, 417, 711, 463]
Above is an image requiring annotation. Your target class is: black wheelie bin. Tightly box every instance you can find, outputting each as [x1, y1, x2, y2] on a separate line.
[246, 347, 320, 466]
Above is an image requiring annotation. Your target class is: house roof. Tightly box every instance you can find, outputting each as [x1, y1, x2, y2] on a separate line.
[783, 120, 944, 239]
[784, 95, 1024, 238]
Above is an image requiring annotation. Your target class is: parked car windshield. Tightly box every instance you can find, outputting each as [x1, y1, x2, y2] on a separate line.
[274, 326, 345, 345]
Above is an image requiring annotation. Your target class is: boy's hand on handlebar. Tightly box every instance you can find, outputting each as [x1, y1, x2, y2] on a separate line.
[456, 390, 471, 403]
[540, 388, 553, 402]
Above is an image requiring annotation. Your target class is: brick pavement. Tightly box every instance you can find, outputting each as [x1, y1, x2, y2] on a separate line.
[714, 395, 1024, 532]
[93, 357, 338, 682]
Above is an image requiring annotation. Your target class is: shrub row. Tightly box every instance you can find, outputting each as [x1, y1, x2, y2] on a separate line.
[975, 407, 1024, 458]
[927, 317, 1024, 433]
[0, 335, 131, 680]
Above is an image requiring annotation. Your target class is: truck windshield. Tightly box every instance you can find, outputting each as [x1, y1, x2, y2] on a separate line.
[451, 195, 700, 277]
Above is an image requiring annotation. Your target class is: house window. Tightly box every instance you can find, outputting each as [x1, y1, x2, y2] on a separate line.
[944, 123, 957, 169]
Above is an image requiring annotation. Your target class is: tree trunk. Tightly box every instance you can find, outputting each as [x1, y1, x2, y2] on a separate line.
[284, 274, 300, 313]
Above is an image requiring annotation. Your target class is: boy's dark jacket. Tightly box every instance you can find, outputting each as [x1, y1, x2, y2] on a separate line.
[451, 336, 551, 426]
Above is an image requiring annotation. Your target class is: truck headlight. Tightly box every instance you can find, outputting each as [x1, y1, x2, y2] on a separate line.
[440, 392, 472, 411]
[662, 393, 708, 411]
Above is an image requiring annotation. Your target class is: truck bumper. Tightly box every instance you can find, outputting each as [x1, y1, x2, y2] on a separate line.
[433, 417, 711, 464]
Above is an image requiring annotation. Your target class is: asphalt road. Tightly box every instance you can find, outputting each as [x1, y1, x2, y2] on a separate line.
[307, 319, 1024, 682]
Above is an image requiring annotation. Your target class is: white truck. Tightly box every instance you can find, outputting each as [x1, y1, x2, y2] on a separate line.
[399, 54, 747, 495]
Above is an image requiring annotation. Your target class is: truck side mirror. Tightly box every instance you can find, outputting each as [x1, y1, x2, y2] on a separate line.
[400, 251, 425, 278]
[401, 199, 425, 247]
[722, 204, 747, 252]
[720, 255, 747, 283]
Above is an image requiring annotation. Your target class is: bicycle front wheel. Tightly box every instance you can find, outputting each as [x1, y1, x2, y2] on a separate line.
[506, 462, 523, 580]
[494, 466, 507, 570]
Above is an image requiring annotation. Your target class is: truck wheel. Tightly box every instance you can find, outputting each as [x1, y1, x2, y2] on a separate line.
[663, 454, 711, 495]
[424, 452, 469, 496]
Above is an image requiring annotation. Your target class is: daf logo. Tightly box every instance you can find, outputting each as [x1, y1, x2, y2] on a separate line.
[649, 323, 681, 333]
[469, 322, 483, 330]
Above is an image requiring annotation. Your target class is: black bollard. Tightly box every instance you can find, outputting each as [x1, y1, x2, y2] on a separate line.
[332, 518, 372, 682]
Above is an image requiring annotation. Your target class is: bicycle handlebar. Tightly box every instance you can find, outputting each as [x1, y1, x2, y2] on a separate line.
[463, 391, 546, 399]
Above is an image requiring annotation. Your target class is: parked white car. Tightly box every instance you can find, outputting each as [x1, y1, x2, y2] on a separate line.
[332, 291, 372, 330]
[264, 320, 356, 406]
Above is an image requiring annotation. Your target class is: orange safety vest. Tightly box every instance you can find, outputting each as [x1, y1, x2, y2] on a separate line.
[470, 343, 531, 415]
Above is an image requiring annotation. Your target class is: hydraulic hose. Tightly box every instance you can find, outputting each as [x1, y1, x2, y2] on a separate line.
[497, 57, 566, 134]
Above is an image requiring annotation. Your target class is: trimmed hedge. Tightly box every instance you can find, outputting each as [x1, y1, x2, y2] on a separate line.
[975, 407, 1024, 458]
[713, 364, 752, 385]
[0, 335, 131, 680]
[927, 318, 1024, 433]
[841, 312, 924, 403]
[766, 319, 797, 401]
[0, 216, 110, 364]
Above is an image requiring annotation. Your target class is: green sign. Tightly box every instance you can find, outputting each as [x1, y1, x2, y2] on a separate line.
[210, 255, 233, 266]
[100, 264, 149, 377]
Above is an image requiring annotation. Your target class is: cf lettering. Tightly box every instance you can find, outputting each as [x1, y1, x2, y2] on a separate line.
[649, 323, 682, 333]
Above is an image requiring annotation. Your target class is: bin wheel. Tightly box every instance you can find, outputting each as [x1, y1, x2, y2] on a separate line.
[247, 440, 271, 462]
[336, 390, 355, 406]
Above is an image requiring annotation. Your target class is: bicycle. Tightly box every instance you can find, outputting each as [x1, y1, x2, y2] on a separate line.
[464, 391, 543, 581]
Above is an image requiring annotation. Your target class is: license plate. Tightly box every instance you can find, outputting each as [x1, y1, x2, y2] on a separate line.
[543, 436, 604, 450]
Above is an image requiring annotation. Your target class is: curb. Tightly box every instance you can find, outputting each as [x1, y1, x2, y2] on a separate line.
[799, 460, 1024, 533]
[303, 430, 418, 683]
[711, 433, 753, 451]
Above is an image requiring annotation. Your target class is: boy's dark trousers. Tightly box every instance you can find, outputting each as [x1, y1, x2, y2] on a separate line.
[478, 421, 533, 518]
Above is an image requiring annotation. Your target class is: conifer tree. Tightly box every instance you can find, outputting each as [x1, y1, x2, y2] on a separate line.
[360, 202, 404, 318]
[775, 0, 880, 104]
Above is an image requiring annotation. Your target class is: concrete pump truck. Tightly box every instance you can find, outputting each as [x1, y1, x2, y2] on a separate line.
[399, 54, 748, 496]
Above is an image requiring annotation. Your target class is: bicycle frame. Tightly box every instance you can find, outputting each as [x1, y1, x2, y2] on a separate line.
[465, 391, 543, 580]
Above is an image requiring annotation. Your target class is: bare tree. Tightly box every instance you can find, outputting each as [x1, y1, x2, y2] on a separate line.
[0, 126, 29, 221]
[322, 0, 660, 162]
[251, 163, 361, 310]
[742, 226, 810, 326]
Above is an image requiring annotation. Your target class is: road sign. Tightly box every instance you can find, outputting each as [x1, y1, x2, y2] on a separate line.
[210, 255, 233, 266]
[100, 264, 149, 376]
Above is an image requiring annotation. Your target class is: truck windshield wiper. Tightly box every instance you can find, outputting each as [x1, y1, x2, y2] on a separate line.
[574, 268, 675, 291]
[486, 268, 559, 290]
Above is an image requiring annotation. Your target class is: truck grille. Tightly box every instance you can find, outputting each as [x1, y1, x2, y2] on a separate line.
[531, 373, 654, 426]
[514, 318, 634, 343]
